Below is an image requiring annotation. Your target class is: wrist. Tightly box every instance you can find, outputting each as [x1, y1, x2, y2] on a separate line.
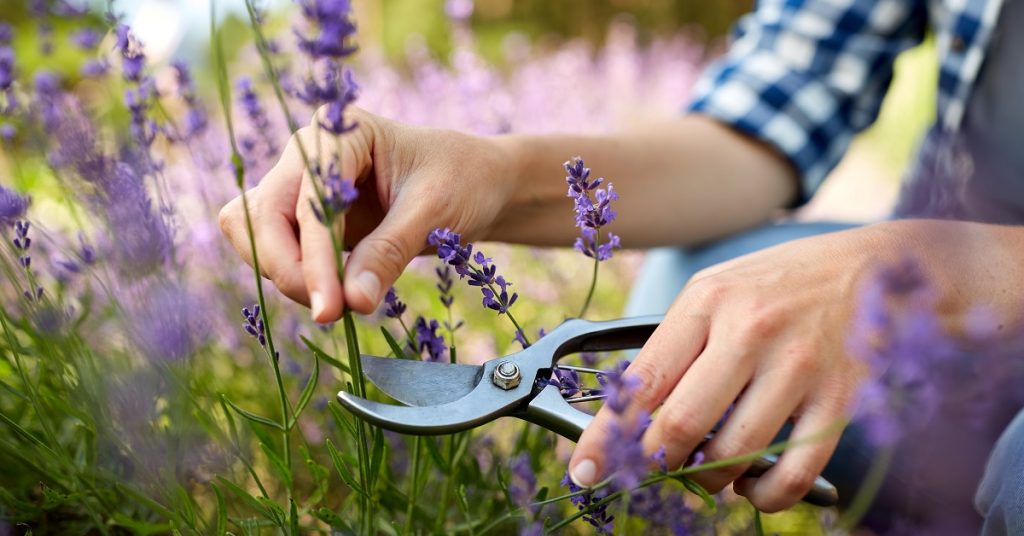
[484, 134, 568, 242]
[862, 219, 1024, 333]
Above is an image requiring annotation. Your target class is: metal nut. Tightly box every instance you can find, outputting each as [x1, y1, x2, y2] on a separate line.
[492, 361, 521, 390]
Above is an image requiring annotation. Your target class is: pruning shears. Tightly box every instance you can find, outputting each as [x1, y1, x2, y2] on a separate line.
[336, 315, 839, 507]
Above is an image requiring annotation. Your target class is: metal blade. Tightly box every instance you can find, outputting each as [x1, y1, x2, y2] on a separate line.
[360, 355, 483, 406]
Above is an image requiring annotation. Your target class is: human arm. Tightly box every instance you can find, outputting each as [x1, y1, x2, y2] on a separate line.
[218, 109, 798, 321]
[567, 218, 1024, 511]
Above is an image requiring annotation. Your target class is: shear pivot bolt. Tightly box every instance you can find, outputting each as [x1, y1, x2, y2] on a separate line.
[493, 361, 521, 390]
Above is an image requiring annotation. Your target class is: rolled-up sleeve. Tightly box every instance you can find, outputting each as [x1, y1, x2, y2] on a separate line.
[688, 0, 928, 203]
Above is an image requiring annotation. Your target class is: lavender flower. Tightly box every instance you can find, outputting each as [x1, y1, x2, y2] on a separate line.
[172, 61, 207, 139]
[315, 163, 359, 220]
[514, 328, 529, 349]
[242, 304, 267, 347]
[557, 359, 660, 534]
[411, 316, 446, 363]
[236, 77, 268, 129]
[629, 486, 694, 535]
[53, 1, 89, 17]
[235, 77, 276, 156]
[0, 23, 11, 46]
[113, 24, 146, 83]
[436, 265, 455, 308]
[33, 70, 62, 132]
[507, 453, 537, 508]
[0, 184, 29, 225]
[71, 28, 101, 50]
[0, 45, 14, 92]
[124, 84, 157, 147]
[597, 360, 640, 414]
[78, 234, 95, 265]
[604, 411, 651, 491]
[132, 283, 202, 364]
[562, 472, 615, 534]
[428, 228, 520, 315]
[103, 162, 172, 277]
[564, 157, 620, 261]
[81, 59, 109, 78]
[294, 0, 359, 60]
[382, 287, 406, 318]
[547, 368, 581, 397]
[318, 68, 359, 135]
[13, 220, 31, 268]
[849, 258, 956, 446]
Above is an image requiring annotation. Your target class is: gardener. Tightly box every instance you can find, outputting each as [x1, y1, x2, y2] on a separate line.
[219, 0, 1024, 532]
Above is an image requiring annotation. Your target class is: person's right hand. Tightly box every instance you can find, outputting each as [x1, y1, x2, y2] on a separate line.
[218, 107, 516, 323]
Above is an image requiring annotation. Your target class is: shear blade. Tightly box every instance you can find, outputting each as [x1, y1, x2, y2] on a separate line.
[360, 355, 483, 406]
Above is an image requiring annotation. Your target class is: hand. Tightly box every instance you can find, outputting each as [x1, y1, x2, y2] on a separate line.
[219, 107, 516, 322]
[568, 225, 894, 512]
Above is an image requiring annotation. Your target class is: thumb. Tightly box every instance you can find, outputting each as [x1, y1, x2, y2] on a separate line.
[343, 203, 429, 314]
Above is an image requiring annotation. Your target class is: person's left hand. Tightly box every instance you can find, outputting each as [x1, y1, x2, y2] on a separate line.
[567, 223, 897, 512]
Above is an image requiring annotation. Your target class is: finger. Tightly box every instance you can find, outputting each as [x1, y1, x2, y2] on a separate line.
[218, 132, 310, 304]
[733, 401, 845, 512]
[297, 168, 344, 323]
[568, 309, 710, 487]
[219, 193, 254, 266]
[641, 338, 757, 473]
[342, 192, 432, 314]
[688, 371, 803, 494]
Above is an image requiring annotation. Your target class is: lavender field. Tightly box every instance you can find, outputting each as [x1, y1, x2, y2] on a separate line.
[0, 1, 1016, 535]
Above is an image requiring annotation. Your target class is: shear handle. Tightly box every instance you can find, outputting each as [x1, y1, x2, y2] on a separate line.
[542, 315, 663, 362]
[521, 384, 839, 507]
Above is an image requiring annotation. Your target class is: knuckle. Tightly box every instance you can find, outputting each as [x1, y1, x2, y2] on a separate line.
[704, 436, 750, 465]
[766, 466, 817, 511]
[217, 200, 238, 236]
[656, 404, 702, 443]
[785, 343, 821, 376]
[273, 267, 306, 299]
[684, 275, 728, 308]
[623, 359, 662, 406]
[364, 234, 408, 277]
[744, 303, 784, 341]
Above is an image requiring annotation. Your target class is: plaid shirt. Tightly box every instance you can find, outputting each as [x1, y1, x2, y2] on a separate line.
[688, 0, 1005, 202]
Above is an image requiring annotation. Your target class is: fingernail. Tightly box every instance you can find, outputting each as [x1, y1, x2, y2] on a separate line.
[354, 271, 380, 304]
[310, 291, 325, 320]
[570, 459, 597, 488]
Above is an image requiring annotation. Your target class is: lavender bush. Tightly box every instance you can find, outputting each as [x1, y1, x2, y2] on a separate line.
[1, 1, 1015, 535]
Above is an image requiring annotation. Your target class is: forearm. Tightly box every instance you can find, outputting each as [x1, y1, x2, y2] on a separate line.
[486, 114, 798, 247]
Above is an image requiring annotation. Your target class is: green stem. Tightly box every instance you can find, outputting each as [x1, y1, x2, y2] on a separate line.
[445, 307, 458, 363]
[404, 437, 422, 534]
[578, 255, 599, 319]
[237, 158, 292, 477]
[397, 317, 416, 350]
[342, 309, 374, 534]
[212, 0, 291, 479]
[435, 434, 458, 532]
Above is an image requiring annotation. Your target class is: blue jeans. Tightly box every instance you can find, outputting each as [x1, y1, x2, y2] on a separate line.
[624, 221, 1024, 534]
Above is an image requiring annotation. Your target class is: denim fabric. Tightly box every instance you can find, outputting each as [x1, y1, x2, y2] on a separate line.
[623, 221, 856, 317]
[624, 221, 1024, 532]
[976, 409, 1024, 536]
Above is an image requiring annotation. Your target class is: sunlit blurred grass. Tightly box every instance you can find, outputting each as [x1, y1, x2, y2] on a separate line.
[851, 38, 938, 176]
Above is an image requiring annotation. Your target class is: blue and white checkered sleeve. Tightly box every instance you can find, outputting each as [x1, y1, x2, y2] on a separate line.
[688, 0, 927, 203]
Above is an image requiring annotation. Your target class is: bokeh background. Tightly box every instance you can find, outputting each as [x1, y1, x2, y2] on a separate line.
[0, 1, 945, 533]
[1, 0, 935, 224]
